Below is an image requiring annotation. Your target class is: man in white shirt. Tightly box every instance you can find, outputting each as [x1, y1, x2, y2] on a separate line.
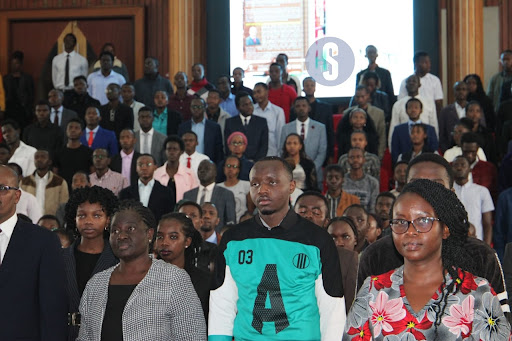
[452, 155, 494, 245]
[133, 107, 166, 166]
[52, 33, 89, 91]
[47, 89, 78, 131]
[1, 119, 37, 177]
[398, 51, 444, 114]
[389, 74, 438, 147]
[253, 82, 285, 156]
[87, 51, 126, 105]
[179, 131, 210, 177]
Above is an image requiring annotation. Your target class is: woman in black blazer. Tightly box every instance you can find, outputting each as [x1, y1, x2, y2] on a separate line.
[62, 186, 120, 340]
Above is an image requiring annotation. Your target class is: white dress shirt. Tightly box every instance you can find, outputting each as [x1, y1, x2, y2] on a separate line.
[138, 178, 155, 207]
[296, 117, 310, 140]
[455, 102, 466, 119]
[443, 146, 487, 162]
[35, 172, 49, 211]
[454, 181, 494, 240]
[253, 101, 286, 156]
[179, 151, 210, 179]
[87, 70, 126, 105]
[8, 141, 37, 177]
[239, 114, 251, 126]
[139, 128, 154, 155]
[196, 182, 215, 204]
[16, 189, 43, 224]
[398, 73, 444, 102]
[50, 106, 63, 126]
[52, 50, 89, 90]
[0, 214, 18, 264]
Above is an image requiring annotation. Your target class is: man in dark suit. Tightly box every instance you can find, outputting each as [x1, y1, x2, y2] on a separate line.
[134, 106, 166, 166]
[224, 91, 268, 162]
[183, 160, 236, 230]
[290, 77, 335, 164]
[80, 106, 119, 156]
[111, 129, 141, 186]
[99, 83, 134, 140]
[48, 89, 78, 132]
[0, 165, 68, 340]
[119, 154, 175, 222]
[438, 81, 468, 152]
[178, 97, 224, 163]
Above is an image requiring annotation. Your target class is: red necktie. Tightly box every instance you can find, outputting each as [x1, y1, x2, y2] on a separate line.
[187, 157, 191, 168]
[88, 131, 94, 147]
[300, 123, 305, 140]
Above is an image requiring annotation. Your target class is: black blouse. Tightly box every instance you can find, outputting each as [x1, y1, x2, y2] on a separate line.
[100, 284, 137, 341]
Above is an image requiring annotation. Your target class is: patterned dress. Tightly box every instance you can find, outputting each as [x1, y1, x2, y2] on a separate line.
[343, 266, 511, 340]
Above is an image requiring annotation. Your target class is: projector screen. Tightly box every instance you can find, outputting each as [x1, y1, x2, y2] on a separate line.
[230, 0, 414, 98]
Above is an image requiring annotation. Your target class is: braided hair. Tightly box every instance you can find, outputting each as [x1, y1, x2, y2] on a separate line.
[158, 212, 203, 270]
[115, 199, 157, 252]
[64, 186, 119, 235]
[399, 179, 474, 337]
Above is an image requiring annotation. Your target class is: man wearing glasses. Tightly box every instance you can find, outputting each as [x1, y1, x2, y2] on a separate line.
[89, 148, 128, 197]
[120, 154, 175, 222]
[0, 165, 68, 340]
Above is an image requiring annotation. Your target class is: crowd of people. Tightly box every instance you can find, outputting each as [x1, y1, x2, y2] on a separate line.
[0, 35, 512, 339]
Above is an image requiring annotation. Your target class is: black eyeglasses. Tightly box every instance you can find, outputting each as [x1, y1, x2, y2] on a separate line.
[137, 162, 154, 167]
[0, 185, 19, 194]
[225, 164, 239, 169]
[389, 217, 440, 234]
[191, 105, 204, 109]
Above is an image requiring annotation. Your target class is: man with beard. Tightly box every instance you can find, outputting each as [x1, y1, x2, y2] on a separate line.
[209, 156, 345, 340]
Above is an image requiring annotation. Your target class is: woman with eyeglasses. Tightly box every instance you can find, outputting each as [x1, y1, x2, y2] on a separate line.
[216, 131, 254, 182]
[77, 200, 206, 340]
[343, 179, 511, 340]
[217, 155, 250, 223]
[62, 186, 119, 340]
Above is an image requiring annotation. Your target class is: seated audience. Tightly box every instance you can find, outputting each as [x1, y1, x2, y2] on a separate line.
[121, 83, 144, 132]
[452, 155, 494, 245]
[22, 100, 64, 154]
[183, 160, 236, 231]
[169, 71, 194, 121]
[179, 131, 210, 177]
[54, 118, 92, 189]
[397, 123, 436, 162]
[2, 120, 37, 176]
[324, 164, 360, 219]
[155, 213, 211, 319]
[87, 51, 125, 105]
[390, 98, 438, 163]
[218, 156, 250, 223]
[344, 179, 510, 339]
[89, 148, 128, 197]
[62, 186, 119, 340]
[21, 149, 69, 215]
[443, 118, 487, 162]
[216, 132, 254, 183]
[110, 129, 140, 186]
[120, 154, 175, 222]
[79, 106, 118, 156]
[342, 148, 379, 213]
[154, 135, 198, 202]
[63, 76, 101, 120]
[224, 91, 268, 161]
[282, 133, 317, 191]
[338, 131, 380, 179]
[77, 200, 206, 340]
[346, 85, 386, 157]
[343, 204, 370, 253]
[134, 106, 166, 166]
[99, 83, 134, 139]
[438, 81, 468, 152]
[134, 57, 174, 108]
[464, 73, 495, 131]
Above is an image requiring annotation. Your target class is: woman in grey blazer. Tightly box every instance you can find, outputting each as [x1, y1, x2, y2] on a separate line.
[77, 200, 206, 341]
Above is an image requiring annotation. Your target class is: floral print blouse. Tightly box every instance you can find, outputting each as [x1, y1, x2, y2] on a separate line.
[343, 266, 511, 340]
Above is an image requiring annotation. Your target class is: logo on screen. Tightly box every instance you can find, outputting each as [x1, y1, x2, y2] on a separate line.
[305, 37, 355, 87]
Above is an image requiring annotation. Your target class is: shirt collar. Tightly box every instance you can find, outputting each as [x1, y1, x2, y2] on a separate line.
[141, 127, 154, 136]
[0, 213, 18, 240]
[121, 150, 134, 158]
[86, 126, 100, 134]
[239, 114, 251, 122]
[192, 117, 206, 126]
[202, 182, 216, 192]
[35, 171, 50, 181]
[254, 209, 298, 230]
[408, 119, 422, 125]
[138, 178, 155, 188]
[154, 108, 168, 118]
[297, 117, 310, 126]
